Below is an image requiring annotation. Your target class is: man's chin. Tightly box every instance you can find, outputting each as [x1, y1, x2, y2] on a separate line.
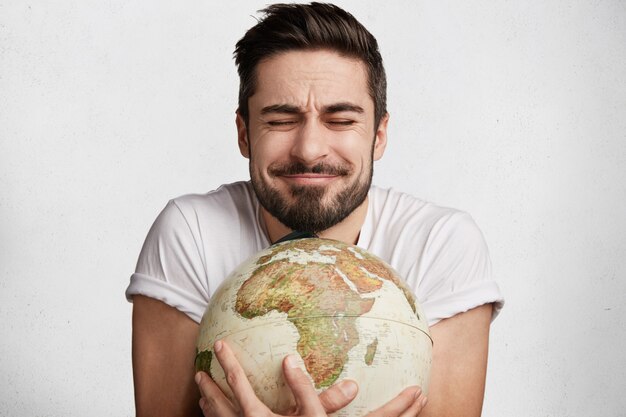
[288, 183, 327, 198]
[252, 169, 371, 233]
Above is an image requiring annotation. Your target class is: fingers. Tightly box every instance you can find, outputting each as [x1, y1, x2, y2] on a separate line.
[398, 390, 427, 417]
[214, 339, 270, 416]
[281, 355, 328, 415]
[195, 371, 238, 417]
[317, 379, 358, 414]
[365, 386, 427, 417]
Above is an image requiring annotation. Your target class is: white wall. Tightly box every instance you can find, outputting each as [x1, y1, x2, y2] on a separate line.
[1, 1, 625, 416]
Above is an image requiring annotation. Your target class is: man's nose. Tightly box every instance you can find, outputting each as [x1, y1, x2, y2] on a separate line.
[289, 119, 330, 164]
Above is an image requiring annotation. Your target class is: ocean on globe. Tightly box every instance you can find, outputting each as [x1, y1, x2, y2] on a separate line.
[195, 238, 432, 416]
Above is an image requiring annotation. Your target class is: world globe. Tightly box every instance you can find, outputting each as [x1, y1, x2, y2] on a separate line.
[195, 238, 432, 416]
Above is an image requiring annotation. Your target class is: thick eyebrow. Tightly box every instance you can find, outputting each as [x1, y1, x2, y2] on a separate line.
[323, 103, 364, 114]
[260, 104, 301, 115]
[259, 102, 365, 115]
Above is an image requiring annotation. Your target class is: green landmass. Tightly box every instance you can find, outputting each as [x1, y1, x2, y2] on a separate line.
[195, 349, 213, 374]
[235, 239, 416, 387]
[364, 338, 378, 365]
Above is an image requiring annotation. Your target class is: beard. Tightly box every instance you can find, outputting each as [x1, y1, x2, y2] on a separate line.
[250, 160, 373, 234]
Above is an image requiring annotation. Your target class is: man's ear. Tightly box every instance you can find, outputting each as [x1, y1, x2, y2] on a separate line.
[373, 112, 389, 161]
[236, 111, 250, 158]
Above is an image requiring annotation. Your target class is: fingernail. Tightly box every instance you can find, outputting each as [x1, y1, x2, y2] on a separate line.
[339, 380, 358, 398]
[421, 396, 428, 407]
[413, 387, 422, 400]
[285, 354, 298, 368]
[195, 372, 202, 384]
[214, 340, 223, 352]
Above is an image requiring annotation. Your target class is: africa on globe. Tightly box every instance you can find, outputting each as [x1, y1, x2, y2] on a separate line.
[195, 238, 432, 416]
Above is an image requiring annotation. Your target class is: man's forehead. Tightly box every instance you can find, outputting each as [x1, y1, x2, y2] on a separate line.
[250, 49, 372, 110]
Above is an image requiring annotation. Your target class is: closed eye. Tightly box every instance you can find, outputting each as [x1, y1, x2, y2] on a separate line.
[267, 120, 297, 126]
[328, 120, 355, 126]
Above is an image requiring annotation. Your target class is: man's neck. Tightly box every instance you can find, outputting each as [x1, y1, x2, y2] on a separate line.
[261, 197, 369, 245]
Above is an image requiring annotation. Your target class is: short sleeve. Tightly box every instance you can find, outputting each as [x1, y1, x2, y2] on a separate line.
[417, 212, 504, 325]
[125, 200, 209, 323]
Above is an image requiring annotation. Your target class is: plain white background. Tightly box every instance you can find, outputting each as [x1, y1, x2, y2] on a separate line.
[1, 1, 625, 416]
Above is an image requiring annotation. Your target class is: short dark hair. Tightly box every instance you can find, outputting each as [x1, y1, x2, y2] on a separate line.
[234, 2, 387, 130]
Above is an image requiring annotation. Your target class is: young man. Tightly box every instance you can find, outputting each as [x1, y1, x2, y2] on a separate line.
[126, 3, 503, 417]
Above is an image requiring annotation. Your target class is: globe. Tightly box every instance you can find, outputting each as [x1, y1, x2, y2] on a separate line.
[195, 238, 432, 416]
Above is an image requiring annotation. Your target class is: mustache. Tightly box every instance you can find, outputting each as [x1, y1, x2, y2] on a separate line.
[268, 162, 350, 176]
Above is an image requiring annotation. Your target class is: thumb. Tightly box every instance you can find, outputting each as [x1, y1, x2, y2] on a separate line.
[318, 379, 358, 414]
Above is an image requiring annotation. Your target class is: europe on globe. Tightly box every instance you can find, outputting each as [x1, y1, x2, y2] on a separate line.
[195, 238, 432, 416]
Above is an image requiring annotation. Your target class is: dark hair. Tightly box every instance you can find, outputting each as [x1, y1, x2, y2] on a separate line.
[234, 2, 387, 130]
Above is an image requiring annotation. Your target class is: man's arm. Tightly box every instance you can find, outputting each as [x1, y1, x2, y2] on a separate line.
[421, 303, 493, 417]
[132, 295, 202, 417]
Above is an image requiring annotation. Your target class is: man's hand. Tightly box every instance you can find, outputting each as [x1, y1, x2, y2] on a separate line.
[196, 340, 428, 417]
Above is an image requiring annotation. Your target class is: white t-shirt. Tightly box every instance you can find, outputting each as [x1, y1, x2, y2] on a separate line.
[126, 181, 503, 326]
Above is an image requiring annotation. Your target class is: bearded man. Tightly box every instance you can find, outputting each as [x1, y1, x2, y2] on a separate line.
[126, 3, 504, 417]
